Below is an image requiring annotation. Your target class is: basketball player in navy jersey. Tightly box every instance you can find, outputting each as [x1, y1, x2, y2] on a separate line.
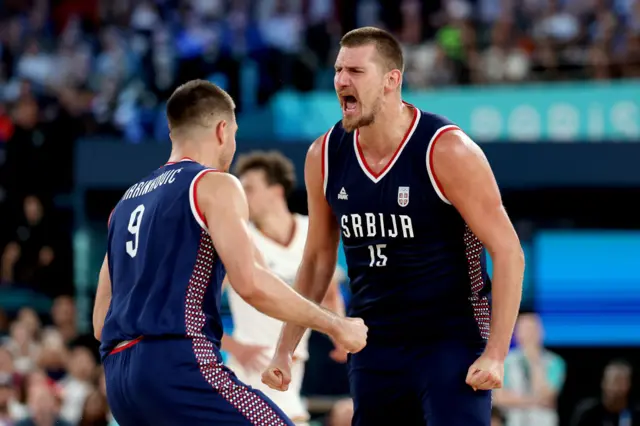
[91, 80, 368, 426]
[262, 28, 525, 426]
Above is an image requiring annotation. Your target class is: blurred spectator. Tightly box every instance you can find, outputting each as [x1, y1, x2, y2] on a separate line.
[494, 313, 566, 426]
[46, 297, 97, 355]
[15, 382, 70, 426]
[14, 310, 40, 344]
[0, 0, 636, 143]
[59, 346, 96, 425]
[1, 196, 55, 293]
[47, 297, 76, 346]
[3, 322, 39, 376]
[35, 332, 67, 382]
[570, 359, 640, 426]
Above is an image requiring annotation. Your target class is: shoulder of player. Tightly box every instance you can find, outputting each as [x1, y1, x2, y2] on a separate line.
[305, 129, 334, 179]
[196, 171, 245, 203]
[306, 133, 326, 160]
[430, 127, 482, 165]
[307, 123, 339, 159]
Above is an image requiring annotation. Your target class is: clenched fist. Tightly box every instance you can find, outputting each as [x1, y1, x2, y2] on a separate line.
[329, 317, 368, 354]
[261, 352, 293, 392]
[465, 353, 504, 391]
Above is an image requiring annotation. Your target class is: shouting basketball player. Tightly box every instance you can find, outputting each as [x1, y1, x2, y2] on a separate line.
[262, 27, 524, 426]
[92, 80, 367, 426]
[222, 150, 347, 425]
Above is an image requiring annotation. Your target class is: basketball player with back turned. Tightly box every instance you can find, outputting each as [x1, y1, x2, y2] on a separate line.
[222, 150, 347, 425]
[91, 80, 368, 426]
[262, 28, 525, 426]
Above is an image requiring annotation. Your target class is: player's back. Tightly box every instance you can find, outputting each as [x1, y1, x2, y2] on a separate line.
[100, 158, 226, 359]
[323, 106, 491, 345]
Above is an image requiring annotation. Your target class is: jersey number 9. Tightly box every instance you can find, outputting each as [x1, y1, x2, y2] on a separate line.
[126, 204, 146, 258]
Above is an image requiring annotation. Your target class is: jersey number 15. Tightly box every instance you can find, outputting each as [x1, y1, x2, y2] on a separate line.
[368, 244, 387, 267]
[126, 204, 145, 258]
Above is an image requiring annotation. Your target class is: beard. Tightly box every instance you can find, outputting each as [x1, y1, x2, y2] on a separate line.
[341, 97, 382, 133]
[342, 112, 375, 133]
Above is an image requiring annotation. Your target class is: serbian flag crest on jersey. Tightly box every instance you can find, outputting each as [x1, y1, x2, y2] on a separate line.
[398, 186, 409, 207]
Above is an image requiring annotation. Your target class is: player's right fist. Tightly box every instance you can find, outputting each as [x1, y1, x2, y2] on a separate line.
[261, 352, 293, 392]
[330, 317, 368, 354]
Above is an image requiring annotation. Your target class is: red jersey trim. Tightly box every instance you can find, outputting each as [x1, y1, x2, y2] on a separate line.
[109, 336, 143, 355]
[354, 105, 420, 183]
[189, 169, 220, 229]
[321, 126, 334, 194]
[426, 125, 461, 205]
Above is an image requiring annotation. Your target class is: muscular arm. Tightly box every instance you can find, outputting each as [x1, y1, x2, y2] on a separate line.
[199, 172, 339, 336]
[275, 136, 342, 357]
[93, 254, 112, 341]
[433, 130, 524, 361]
[322, 277, 345, 316]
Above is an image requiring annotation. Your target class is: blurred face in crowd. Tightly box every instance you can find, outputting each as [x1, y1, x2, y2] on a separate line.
[23, 196, 43, 225]
[10, 322, 31, 348]
[17, 308, 41, 339]
[12, 98, 38, 129]
[602, 364, 632, 401]
[28, 383, 59, 420]
[334, 44, 387, 132]
[38, 340, 67, 380]
[67, 347, 96, 382]
[515, 313, 543, 349]
[239, 169, 283, 222]
[51, 296, 75, 326]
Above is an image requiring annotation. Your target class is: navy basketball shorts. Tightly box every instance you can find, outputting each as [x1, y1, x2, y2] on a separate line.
[348, 339, 492, 426]
[103, 337, 294, 426]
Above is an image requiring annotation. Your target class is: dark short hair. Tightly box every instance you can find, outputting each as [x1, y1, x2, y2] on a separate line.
[233, 151, 296, 196]
[166, 79, 235, 133]
[340, 27, 404, 72]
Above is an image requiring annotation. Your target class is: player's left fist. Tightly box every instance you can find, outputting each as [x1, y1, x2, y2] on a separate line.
[465, 354, 504, 391]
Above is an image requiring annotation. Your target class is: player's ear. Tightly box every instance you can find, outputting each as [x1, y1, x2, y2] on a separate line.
[215, 120, 227, 146]
[386, 69, 402, 92]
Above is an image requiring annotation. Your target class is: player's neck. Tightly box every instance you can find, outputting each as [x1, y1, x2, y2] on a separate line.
[255, 206, 296, 247]
[357, 101, 413, 155]
[167, 149, 222, 170]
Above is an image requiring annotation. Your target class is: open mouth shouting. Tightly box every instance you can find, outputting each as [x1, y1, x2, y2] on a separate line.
[340, 94, 359, 116]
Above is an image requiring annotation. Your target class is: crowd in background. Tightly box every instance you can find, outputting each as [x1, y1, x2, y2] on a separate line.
[1, 0, 640, 143]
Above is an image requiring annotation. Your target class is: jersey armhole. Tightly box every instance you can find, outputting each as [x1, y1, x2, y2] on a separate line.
[426, 125, 460, 205]
[321, 126, 334, 195]
[189, 169, 220, 229]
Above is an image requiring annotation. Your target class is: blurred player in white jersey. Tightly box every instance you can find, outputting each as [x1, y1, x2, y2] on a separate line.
[223, 151, 346, 425]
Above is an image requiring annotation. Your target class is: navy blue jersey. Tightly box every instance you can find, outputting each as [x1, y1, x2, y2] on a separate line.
[323, 106, 491, 344]
[100, 159, 226, 359]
